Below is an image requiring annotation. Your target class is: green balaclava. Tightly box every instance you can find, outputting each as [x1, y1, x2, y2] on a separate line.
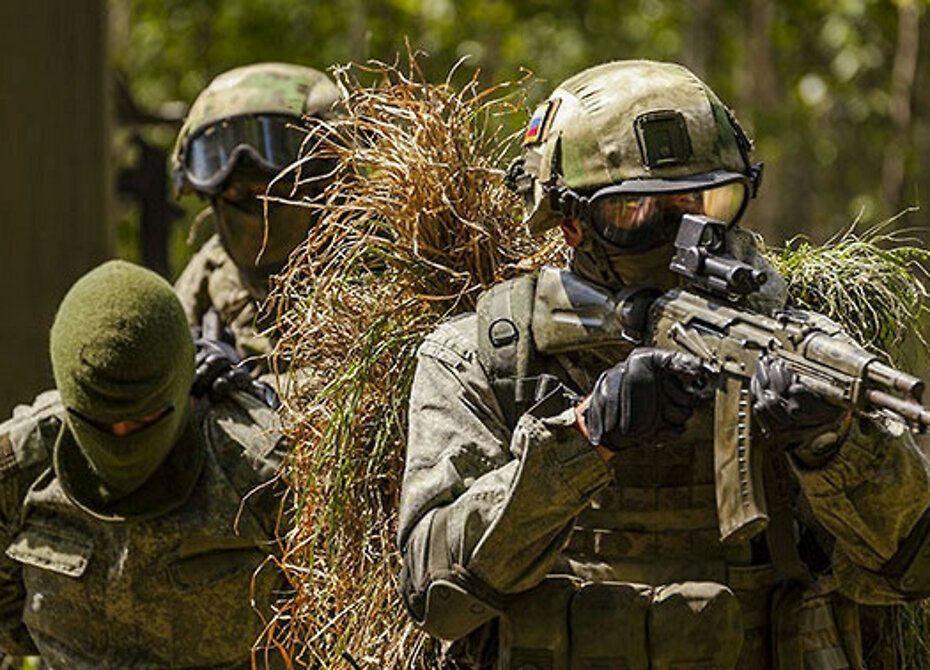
[50, 260, 203, 519]
[570, 221, 679, 290]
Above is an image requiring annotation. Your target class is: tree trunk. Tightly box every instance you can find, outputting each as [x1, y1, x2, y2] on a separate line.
[881, 0, 920, 214]
[737, 0, 781, 240]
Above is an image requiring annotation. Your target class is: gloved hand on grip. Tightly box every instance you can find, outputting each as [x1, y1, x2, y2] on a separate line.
[750, 357, 849, 462]
[582, 347, 706, 451]
[191, 338, 280, 409]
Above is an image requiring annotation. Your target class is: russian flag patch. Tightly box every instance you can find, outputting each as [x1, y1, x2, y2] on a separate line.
[524, 100, 557, 145]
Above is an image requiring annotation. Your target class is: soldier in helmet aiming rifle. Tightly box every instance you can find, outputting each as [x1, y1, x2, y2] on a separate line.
[398, 60, 930, 669]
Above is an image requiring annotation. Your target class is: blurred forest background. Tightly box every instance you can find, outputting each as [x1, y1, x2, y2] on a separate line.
[110, 0, 930, 277]
[2, 0, 929, 415]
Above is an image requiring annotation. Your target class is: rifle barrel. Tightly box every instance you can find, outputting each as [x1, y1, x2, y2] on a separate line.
[867, 361, 925, 400]
[865, 388, 930, 429]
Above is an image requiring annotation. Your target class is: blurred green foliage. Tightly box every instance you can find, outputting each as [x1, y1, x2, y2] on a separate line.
[109, 0, 930, 276]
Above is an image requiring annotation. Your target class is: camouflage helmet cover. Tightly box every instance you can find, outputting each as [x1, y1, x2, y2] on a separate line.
[171, 62, 342, 192]
[521, 60, 754, 233]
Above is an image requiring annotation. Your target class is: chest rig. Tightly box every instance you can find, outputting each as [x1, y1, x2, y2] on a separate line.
[472, 268, 848, 669]
[476, 268, 766, 579]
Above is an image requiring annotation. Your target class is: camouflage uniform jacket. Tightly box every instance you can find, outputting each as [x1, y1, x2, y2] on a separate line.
[0, 389, 288, 669]
[398, 270, 930, 669]
[174, 234, 276, 372]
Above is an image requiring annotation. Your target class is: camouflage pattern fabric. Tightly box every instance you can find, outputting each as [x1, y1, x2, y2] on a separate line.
[521, 60, 754, 234]
[398, 264, 930, 668]
[175, 233, 276, 374]
[534, 61, 748, 191]
[0, 389, 287, 668]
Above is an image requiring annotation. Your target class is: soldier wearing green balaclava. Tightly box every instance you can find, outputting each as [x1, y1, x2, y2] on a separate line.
[0, 260, 288, 668]
[398, 61, 930, 669]
[172, 63, 342, 371]
[50, 260, 201, 516]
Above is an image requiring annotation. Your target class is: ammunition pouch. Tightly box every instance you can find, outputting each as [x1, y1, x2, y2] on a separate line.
[570, 581, 651, 669]
[650, 582, 743, 669]
[499, 577, 576, 670]
[497, 578, 743, 670]
[771, 582, 860, 670]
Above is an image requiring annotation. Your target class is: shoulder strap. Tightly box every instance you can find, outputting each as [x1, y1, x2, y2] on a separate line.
[476, 274, 542, 428]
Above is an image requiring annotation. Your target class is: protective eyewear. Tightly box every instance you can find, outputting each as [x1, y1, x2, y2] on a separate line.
[183, 114, 306, 193]
[582, 180, 750, 252]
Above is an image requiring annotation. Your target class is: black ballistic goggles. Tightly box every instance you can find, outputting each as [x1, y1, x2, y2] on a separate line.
[183, 114, 307, 194]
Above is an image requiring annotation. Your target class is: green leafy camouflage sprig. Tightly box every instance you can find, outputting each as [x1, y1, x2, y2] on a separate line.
[763, 211, 930, 366]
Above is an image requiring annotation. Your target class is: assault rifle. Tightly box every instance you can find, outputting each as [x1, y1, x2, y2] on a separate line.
[630, 214, 930, 544]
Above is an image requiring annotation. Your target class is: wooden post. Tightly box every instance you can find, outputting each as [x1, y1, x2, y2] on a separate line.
[0, 0, 111, 416]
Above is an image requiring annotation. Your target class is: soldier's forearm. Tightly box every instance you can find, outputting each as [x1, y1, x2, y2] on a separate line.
[400, 407, 609, 638]
[795, 421, 930, 574]
[413, 403, 609, 591]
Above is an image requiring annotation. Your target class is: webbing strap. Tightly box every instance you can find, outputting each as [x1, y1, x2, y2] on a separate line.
[763, 448, 813, 584]
[476, 275, 539, 429]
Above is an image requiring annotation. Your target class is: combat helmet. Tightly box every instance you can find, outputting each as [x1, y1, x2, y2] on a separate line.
[510, 60, 761, 252]
[171, 62, 342, 196]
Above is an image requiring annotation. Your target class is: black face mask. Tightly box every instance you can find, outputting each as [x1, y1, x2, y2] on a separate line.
[571, 236, 678, 292]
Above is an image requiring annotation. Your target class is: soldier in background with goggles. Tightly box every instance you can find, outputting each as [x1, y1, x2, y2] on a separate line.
[398, 60, 928, 668]
[172, 63, 341, 376]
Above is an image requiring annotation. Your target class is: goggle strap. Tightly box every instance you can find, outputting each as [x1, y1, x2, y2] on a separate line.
[547, 183, 586, 219]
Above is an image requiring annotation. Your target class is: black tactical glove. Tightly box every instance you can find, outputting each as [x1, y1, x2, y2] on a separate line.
[191, 338, 280, 409]
[750, 357, 848, 460]
[583, 348, 706, 451]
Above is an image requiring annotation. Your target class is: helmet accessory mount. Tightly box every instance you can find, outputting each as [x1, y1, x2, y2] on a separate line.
[634, 110, 693, 169]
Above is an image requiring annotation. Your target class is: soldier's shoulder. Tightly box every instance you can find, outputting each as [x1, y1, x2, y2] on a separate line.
[188, 234, 231, 269]
[419, 312, 480, 367]
[418, 273, 539, 367]
[200, 392, 286, 491]
[0, 389, 62, 479]
[175, 235, 235, 317]
[175, 235, 236, 292]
